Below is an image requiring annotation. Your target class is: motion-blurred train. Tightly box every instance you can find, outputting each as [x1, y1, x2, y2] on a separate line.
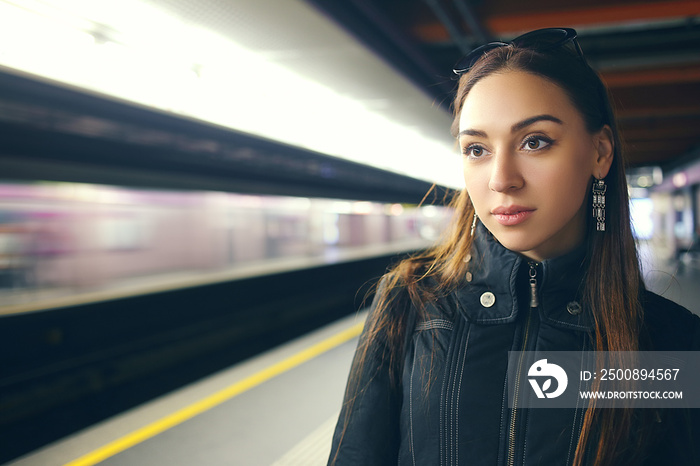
[0, 181, 452, 312]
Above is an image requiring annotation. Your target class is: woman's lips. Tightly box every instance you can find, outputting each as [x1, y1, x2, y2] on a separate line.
[491, 206, 535, 226]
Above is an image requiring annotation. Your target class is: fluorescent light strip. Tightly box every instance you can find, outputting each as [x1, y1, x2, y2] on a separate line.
[0, 0, 464, 188]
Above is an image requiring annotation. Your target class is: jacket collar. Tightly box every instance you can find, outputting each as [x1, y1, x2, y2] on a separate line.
[454, 223, 594, 331]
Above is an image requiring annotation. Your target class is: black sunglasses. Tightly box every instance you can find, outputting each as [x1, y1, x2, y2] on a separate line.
[453, 27, 585, 76]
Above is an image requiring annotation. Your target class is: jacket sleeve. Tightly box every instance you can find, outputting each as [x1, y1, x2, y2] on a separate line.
[327, 284, 404, 466]
[641, 290, 700, 465]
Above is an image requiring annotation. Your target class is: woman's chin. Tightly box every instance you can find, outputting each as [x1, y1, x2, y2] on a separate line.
[484, 224, 538, 252]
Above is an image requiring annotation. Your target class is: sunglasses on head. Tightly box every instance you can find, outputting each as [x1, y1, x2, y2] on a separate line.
[452, 27, 586, 76]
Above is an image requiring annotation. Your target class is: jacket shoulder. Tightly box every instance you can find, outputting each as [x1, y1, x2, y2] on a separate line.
[641, 290, 700, 350]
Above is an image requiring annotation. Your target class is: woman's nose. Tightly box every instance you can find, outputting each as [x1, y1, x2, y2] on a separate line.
[488, 153, 524, 192]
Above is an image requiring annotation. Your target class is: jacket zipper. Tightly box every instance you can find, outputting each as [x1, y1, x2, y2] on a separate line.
[507, 261, 539, 466]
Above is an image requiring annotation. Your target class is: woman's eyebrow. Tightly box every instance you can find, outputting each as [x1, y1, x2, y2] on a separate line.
[459, 114, 563, 139]
[458, 128, 487, 138]
[511, 114, 563, 132]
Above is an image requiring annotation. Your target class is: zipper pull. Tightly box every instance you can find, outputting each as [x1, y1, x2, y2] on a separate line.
[528, 261, 539, 308]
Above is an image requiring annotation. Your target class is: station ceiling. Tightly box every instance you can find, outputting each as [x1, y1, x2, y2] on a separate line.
[1, 0, 698, 195]
[307, 0, 700, 171]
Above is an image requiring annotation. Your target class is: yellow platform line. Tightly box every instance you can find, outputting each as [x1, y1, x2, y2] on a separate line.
[64, 320, 365, 466]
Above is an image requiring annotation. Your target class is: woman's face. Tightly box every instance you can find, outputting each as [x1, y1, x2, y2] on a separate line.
[458, 70, 613, 261]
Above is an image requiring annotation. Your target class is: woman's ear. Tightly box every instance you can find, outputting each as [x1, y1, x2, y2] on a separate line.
[593, 125, 614, 178]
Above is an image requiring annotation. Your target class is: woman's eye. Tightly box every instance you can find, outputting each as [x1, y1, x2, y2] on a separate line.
[463, 145, 487, 158]
[522, 136, 552, 151]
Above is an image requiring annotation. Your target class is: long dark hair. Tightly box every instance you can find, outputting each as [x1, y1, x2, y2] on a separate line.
[335, 44, 647, 466]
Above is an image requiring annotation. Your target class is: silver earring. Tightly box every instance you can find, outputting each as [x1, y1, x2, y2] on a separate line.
[470, 213, 478, 236]
[592, 178, 606, 232]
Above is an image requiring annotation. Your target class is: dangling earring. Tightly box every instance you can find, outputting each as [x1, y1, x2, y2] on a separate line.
[592, 177, 607, 232]
[470, 213, 478, 236]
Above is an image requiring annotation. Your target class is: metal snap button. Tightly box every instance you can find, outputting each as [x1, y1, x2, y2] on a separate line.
[465, 271, 473, 282]
[567, 301, 582, 315]
[480, 291, 496, 308]
[463, 253, 472, 263]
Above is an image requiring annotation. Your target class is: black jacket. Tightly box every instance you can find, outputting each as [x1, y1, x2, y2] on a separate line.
[329, 227, 700, 465]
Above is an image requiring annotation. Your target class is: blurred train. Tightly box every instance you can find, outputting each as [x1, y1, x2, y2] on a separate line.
[0, 181, 452, 313]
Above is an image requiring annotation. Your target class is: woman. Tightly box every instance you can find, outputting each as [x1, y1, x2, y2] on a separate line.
[328, 28, 700, 465]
